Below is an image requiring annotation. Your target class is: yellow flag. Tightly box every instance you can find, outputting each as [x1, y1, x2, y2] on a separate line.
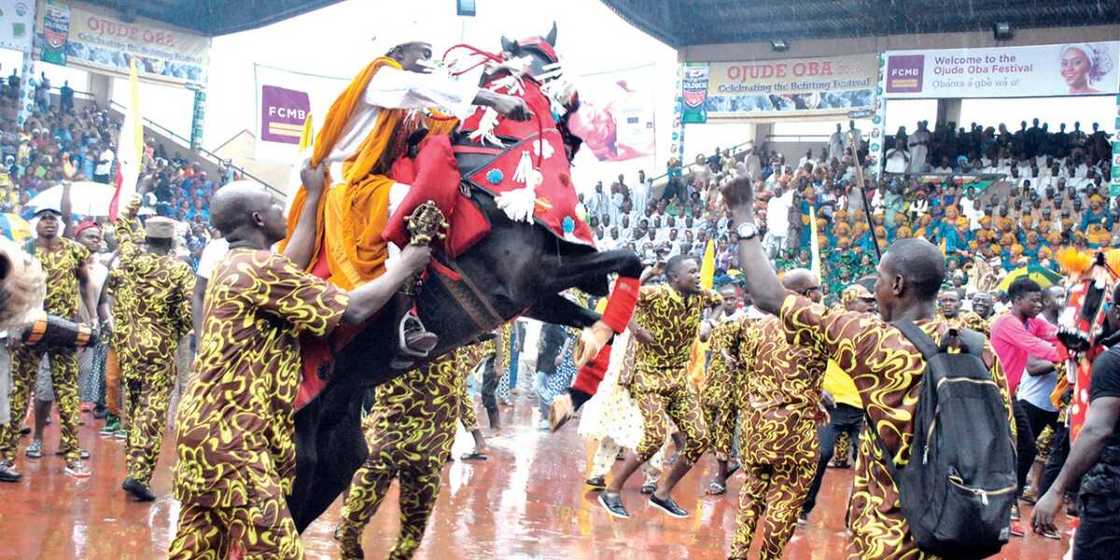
[688, 239, 717, 385]
[298, 114, 314, 151]
[699, 238, 716, 290]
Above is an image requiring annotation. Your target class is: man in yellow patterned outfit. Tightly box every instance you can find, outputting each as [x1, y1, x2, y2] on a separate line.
[334, 345, 478, 559]
[113, 201, 194, 501]
[729, 269, 828, 560]
[700, 283, 745, 496]
[723, 175, 1014, 560]
[598, 254, 721, 519]
[168, 170, 431, 559]
[0, 200, 97, 479]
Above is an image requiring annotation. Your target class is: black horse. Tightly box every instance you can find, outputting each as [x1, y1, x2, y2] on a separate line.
[288, 25, 642, 530]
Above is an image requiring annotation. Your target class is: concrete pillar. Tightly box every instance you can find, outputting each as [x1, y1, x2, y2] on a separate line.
[936, 99, 962, 128]
[89, 73, 112, 107]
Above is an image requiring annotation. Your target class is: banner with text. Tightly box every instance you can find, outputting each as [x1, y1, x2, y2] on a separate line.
[884, 42, 1120, 99]
[0, 0, 35, 53]
[34, 0, 210, 85]
[705, 54, 876, 117]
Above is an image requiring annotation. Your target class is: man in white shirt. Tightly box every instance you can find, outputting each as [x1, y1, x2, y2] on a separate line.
[907, 120, 930, 173]
[94, 144, 115, 184]
[828, 124, 845, 162]
[191, 236, 230, 336]
[765, 184, 793, 258]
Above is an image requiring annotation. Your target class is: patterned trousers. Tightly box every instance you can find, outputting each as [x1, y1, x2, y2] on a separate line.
[631, 383, 709, 464]
[168, 496, 303, 560]
[702, 402, 737, 460]
[0, 346, 79, 462]
[455, 365, 479, 432]
[729, 456, 817, 560]
[124, 376, 172, 484]
[337, 464, 442, 560]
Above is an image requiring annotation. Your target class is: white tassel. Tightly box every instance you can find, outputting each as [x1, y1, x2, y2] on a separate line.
[512, 150, 534, 185]
[533, 139, 555, 160]
[497, 150, 541, 223]
[468, 107, 504, 147]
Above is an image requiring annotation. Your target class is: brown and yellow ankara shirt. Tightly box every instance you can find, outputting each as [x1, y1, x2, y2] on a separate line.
[173, 248, 350, 508]
[114, 218, 194, 381]
[737, 315, 827, 463]
[781, 294, 1012, 560]
[632, 285, 721, 392]
[943, 310, 990, 338]
[700, 316, 744, 407]
[34, 236, 89, 319]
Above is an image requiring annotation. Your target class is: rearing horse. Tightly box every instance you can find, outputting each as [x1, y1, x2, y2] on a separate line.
[288, 25, 642, 530]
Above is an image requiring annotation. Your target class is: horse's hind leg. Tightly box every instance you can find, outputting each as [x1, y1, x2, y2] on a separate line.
[523, 294, 601, 329]
[538, 249, 644, 294]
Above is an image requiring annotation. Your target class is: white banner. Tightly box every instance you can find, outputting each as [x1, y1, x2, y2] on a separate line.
[885, 41, 1120, 99]
[0, 0, 35, 52]
[568, 66, 656, 162]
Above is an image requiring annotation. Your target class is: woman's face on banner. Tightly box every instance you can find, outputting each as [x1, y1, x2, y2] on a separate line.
[1060, 47, 1091, 88]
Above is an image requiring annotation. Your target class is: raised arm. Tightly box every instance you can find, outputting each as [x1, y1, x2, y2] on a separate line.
[284, 164, 327, 270]
[721, 174, 786, 315]
[61, 181, 74, 237]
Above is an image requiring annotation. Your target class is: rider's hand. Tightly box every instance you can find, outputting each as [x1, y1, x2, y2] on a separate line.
[492, 95, 532, 121]
[398, 244, 433, 276]
[300, 163, 328, 197]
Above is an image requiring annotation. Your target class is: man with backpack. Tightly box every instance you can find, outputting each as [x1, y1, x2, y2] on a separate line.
[722, 174, 1017, 559]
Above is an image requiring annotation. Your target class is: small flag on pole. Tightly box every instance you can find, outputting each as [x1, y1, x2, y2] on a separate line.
[109, 58, 143, 220]
[298, 114, 314, 151]
[688, 239, 717, 385]
[809, 205, 822, 281]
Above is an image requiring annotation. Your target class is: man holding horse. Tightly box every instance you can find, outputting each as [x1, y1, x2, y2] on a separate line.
[168, 168, 431, 559]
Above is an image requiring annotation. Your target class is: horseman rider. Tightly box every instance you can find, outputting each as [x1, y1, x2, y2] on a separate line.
[284, 24, 531, 358]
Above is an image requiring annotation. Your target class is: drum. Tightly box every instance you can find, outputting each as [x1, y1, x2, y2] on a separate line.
[19, 311, 97, 349]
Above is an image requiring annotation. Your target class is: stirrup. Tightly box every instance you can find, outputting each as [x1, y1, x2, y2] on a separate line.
[398, 313, 437, 358]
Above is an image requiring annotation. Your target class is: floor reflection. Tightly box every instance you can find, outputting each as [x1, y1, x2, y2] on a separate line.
[0, 398, 1069, 559]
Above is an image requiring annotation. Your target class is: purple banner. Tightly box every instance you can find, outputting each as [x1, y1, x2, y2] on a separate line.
[260, 85, 309, 144]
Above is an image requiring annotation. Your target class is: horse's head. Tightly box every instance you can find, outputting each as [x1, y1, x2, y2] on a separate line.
[1056, 248, 1120, 352]
[501, 23, 560, 81]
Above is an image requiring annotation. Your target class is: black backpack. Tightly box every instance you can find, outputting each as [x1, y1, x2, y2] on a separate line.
[867, 321, 1017, 559]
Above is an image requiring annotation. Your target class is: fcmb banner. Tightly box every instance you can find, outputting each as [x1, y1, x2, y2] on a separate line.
[253, 64, 347, 162]
[704, 54, 877, 117]
[884, 41, 1120, 98]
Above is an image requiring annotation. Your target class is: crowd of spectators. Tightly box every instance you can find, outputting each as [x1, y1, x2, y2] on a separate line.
[582, 117, 1115, 303]
[0, 70, 241, 269]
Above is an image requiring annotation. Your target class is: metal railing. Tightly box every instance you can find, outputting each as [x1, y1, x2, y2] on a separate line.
[106, 100, 282, 194]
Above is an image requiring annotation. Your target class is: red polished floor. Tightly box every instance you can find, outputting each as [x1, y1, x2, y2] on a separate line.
[0, 398, 1070, 559]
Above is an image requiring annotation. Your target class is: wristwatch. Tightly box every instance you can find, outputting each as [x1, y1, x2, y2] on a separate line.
[736, 222, 760, 241]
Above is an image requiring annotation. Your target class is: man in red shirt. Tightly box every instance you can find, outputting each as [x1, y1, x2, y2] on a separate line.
[990, 277, 1065, 534]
